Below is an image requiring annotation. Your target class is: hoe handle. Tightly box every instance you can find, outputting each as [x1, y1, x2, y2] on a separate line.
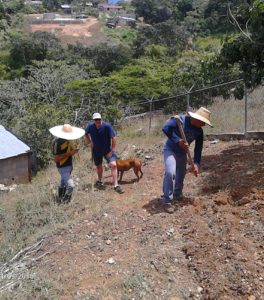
[176, 117, 197, 177]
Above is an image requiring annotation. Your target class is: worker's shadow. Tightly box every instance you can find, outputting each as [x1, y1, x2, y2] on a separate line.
[103, 178, 138, 186]
[143, 196, 194, 215]
[118, 179, 138, 185]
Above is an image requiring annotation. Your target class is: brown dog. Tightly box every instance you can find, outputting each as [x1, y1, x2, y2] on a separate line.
[116, 158, 143, 182]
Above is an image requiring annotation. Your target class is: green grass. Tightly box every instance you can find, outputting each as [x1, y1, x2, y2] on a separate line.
[0, 50, 9, 64]
[0, 186, 67, 262]
[204, 86, 264, 134]
[195, 35, 222, 52]
[104, 26, 137, 45]
[1, 275, 62, 300]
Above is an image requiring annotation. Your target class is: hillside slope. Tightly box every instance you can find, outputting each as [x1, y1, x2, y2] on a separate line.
[3, 138, 263, 299]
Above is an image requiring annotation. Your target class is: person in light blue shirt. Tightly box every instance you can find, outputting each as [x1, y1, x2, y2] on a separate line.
[161, 107, 213, 213]
[85, 113, 124, 194]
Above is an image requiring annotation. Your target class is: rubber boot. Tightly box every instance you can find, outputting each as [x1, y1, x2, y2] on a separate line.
[57, 187, 66, 204]
[62, 192, 72, 204]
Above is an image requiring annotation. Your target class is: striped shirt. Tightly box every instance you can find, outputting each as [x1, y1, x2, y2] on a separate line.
[52, 138, 73, 168]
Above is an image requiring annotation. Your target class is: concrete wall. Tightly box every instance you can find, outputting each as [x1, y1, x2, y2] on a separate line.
[206, 131, 264, 141]
[31, 19, 84, 24]
[0, 154, 31, 185]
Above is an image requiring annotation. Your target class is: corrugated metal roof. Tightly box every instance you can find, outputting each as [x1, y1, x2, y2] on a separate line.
[108, 0, 120, 4]
[0, 125, 30, 160]
[100, 4, 122, 9]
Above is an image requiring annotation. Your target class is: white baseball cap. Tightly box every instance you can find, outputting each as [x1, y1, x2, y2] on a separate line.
[92, 113, 102, 120]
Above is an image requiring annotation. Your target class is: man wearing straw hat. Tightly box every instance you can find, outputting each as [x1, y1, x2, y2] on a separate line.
[161, 107, 213, 213]
[85, 113, 124, 194]
[49, 124, 85, 203]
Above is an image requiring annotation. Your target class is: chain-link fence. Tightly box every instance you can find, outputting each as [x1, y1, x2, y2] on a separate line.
[119, 80, 264, 138]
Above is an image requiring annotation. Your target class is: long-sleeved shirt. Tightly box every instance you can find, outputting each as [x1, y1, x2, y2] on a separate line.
[162, 114, 204, 165]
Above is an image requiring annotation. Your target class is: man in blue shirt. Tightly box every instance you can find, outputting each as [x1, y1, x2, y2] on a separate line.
[161, 107, 213, 213]
[85, 113, 124, 194]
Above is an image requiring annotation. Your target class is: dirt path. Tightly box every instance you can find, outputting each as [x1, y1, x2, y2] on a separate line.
[36, 140, 264, 299]
[29, 17, 106, 46]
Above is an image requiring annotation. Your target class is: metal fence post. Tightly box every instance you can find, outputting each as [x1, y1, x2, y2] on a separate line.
[244, 83, 248, 135]
[186, 93, 190, 112]
[149, 98, 153, 134]
[185, 85, 194, 112]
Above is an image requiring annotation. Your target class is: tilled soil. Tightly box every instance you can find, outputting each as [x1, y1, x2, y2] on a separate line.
[36, 139, 264, 299]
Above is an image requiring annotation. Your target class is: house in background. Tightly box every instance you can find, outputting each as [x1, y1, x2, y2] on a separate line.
[98, 3, 122, 12]
[61, 4, 72, 14]
[25, 0, 43, 6]
[108, 0, 132, 3]
[106, 13, 136, 28]
[107, 0, 120, 3]
[117, 13, 136, 26]
[0, 125, 32, 185]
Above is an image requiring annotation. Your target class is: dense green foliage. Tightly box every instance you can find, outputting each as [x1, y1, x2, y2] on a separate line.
[219, 0, 264, 87]
[69, 43, 133, 75]
[132, 0, 194, 24]
[9, 31, 64, 67]
[0, 0, 263, 168]
[133, 20, 190, 56]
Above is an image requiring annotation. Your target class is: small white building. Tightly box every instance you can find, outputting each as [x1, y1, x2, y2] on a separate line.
[0, 126, 32, 185]
[25, 0, 43, 5]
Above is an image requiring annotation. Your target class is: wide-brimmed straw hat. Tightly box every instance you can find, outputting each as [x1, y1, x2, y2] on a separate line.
[188, 107, 213, 127]
[49, 124, 85, 140]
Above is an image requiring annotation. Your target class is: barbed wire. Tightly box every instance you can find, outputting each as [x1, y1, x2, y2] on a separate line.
[121, 79, 244, 108]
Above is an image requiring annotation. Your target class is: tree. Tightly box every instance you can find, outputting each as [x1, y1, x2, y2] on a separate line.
[0, 79, 26, 127]
[4, 0, 25, 15]
[132, 0, 194, 24]
[203, 0, 241, 33]
[8, 32, 64, 68]
[13, 103, 69, 168]
[42, 0, 61, 11]
[22, 60, 92, 105]
[131, 0, 172, 24]
[219, 0, 264, 88]
[133, 21, 190, 56]
[82, 43, 133, 76]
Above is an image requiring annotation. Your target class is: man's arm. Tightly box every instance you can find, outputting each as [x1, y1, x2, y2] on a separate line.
[111, 136, 116, 152]
[162, 117, 188, 150]
[192, 131, 204, 175]
[194, 131, 203, 165]
[85, 134, 93, 148]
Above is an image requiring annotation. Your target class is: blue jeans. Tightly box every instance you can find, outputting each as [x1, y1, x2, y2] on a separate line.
[58, 165, 74, 195]
[162, 149, 187, 204]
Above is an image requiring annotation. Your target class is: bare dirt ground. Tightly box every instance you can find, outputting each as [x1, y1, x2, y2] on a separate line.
[28, 17, 106, 46]
[35, 139, 264, 299]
